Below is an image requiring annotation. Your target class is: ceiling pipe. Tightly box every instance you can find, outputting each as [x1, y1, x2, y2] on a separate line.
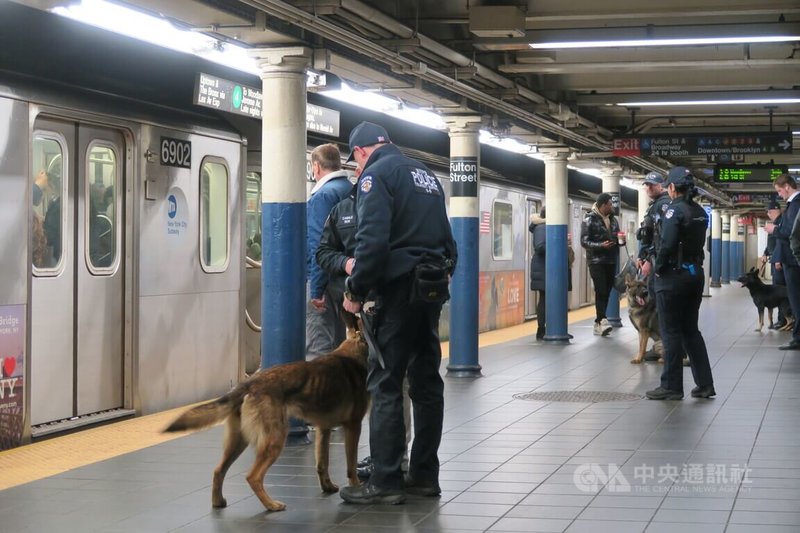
[240, 0, 613, 150]
[335, 0, 612, 135]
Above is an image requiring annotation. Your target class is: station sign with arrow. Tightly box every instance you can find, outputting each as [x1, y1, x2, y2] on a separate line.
[612, 133, 793, 158]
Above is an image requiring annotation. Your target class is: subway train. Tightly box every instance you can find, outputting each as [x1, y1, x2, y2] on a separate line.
[0, 3, 639, 447]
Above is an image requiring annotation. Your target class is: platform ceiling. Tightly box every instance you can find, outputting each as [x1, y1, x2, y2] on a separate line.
[14, 0, 800, 205]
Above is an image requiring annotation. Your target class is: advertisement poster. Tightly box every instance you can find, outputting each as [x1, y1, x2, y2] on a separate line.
[478, 271, 524, 332]
[0, 305, 25, 450]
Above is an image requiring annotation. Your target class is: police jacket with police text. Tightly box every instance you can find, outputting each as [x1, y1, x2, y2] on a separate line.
[347, 144, 457, 299]
[654, 196, 708, 275]
[580, 207, 620, 265]
[638, 192, 671, 262]
[316, 191, 357, 280]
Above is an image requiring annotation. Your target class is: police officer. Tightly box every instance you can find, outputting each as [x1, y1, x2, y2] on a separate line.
[636, 171, 671, 279]
[635, 171, 671, 361]
[646, 167, 716, 400]
[339, 121, 457, 505]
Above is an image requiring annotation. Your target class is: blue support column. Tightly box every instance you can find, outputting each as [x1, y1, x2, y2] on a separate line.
[445, 116, 482, 378]
[542, 149, 570, 344]
[251, 46, 312, 444]
[710, 209, 722, 287]
[729, 216, 740, 282]
[721, 213, 730, 284]
[545, 224, 569, 341]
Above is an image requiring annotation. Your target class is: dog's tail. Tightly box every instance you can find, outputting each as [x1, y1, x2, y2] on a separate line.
[163, 384, 248, 433]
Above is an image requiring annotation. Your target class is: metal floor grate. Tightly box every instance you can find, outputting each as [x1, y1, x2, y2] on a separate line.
[513, 390, 643, 403]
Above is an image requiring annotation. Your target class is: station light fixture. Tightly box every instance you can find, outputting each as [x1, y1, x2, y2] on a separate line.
[529, 36, 800, 50]
[616, 98, 800, 107]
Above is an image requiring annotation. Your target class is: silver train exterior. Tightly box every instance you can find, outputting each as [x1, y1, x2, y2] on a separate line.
[0, 81, 246, 443]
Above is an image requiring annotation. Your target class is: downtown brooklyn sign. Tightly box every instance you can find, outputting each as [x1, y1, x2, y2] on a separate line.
[612, 133, 793, 158]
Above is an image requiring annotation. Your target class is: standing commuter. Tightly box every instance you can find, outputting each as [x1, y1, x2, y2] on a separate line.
[646, 167, 715, 400]
[339, 121, 457, 505]
[765, 174, 800, 350]
[761, 200, 787, 328]
[635, 171, 671, 359]
[305, 143, 353, 356]
[529, 207, 574, 340]
[581, 193, 621, 336]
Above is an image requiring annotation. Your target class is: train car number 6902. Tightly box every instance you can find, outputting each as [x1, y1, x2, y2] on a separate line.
[160, 137, 192, 168]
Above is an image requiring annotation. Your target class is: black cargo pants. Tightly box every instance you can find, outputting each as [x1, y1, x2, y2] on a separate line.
[367, 276, 444, 490]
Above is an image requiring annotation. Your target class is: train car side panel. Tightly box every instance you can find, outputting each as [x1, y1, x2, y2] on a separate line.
[137, 127, 242, 414]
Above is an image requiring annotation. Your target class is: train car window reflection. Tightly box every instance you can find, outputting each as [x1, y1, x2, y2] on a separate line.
[31, 134, 65, 273]
[200, 159, 229, 271]
[245, 172, 262, 261]
[492, 200, 513, 260]
[87, 143, 118, 271]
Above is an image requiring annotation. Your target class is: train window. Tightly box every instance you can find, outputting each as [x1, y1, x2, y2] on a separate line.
[200, 158, 230, 272]
[492, 200, 513, 260]
[31, 134, 66, 274]
[86, 142, 119, 272]
[245, 172, 262, 261]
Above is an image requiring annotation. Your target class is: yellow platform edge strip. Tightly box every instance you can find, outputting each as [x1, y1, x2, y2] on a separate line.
[0, 301, 624, 490]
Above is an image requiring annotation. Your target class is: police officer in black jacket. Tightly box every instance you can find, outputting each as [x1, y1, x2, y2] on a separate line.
[637, 171, 671, 279]
[339, 122, 457, 505]
[646, 167, 715, 400]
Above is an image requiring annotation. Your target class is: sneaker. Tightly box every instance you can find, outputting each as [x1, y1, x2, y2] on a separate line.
[599, 318, 613, 336]
[691, 385, 716, 398]
[593, 322, 602, 336]
[404, 475, 441, 497]
[645, 386, 683, 400]
[356, 459, 373, 480]
[340, 482, 405, 505]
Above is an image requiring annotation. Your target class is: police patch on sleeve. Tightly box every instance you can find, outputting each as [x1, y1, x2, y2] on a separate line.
[359, 175, 373, 194]
[660, 203, 669, 213]
[665, 208, 674, 219]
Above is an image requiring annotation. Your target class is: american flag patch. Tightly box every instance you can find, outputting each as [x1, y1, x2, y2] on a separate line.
[479, 211, 491, 233]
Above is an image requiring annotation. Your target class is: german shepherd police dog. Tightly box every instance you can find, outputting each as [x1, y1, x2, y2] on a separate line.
[164, 313, 369, 512]
[624, 275, 662, 364]
[738, 267, 794, 332]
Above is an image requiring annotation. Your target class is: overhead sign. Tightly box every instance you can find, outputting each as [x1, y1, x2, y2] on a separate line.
[730, 193, 778, 205]
[612, 134, 793, 157]
[194, 73, 340, 136]
[713, 165, 788, 183]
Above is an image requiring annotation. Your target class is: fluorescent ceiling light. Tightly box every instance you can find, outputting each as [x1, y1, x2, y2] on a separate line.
[529, 36, 800, 49]
[53, 0, 259, 74]
[616, 98, 800, 107]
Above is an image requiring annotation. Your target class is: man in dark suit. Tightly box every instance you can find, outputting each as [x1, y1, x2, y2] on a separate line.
[765, 174, 800, 350]
[761, 200, 786, 328]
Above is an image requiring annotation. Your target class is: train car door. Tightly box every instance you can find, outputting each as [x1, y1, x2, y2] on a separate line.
[524, 198, 539, 319]
[30, 118, 126, 427]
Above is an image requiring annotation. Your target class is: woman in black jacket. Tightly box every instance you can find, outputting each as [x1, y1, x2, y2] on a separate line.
[529, 207, 574, 340]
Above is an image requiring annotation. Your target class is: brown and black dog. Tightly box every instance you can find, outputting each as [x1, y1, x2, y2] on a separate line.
[164, 313, 369, 512]
[625, 275, 662, 364]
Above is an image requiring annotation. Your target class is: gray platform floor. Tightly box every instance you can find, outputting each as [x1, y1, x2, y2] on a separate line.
[2, 285, 799, 532]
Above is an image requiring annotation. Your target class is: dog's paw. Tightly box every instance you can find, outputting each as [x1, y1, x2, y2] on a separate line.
[212, 497, 227, 509]
[657, 357, 664, 364]
[630, 357, 643, 364]
[321, 480, 339, 493]
[266, 500, 287, 512]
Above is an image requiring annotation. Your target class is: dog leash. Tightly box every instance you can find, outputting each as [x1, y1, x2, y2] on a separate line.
[359, 309, 385, 370]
